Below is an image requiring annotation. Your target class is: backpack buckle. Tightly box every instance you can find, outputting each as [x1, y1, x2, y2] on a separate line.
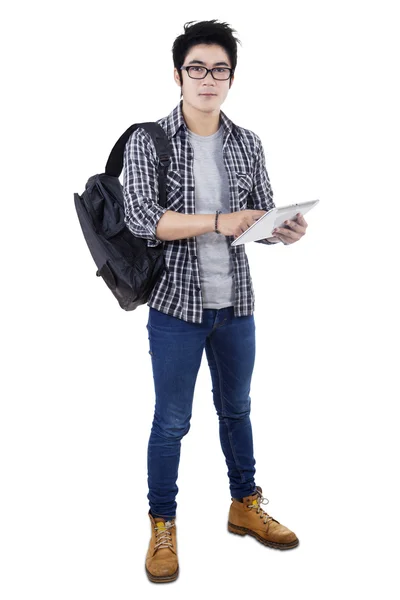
[158, 153, 170, 168]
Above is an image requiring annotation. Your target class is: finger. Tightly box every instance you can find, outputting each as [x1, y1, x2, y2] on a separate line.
[275, 227, 303, 243]
[283, 219, 304, 233]
[274, 226, 297, 239]
[296, 213, 308, 228]
[274, 233, 293, 245]
[282, 219, 307, 236]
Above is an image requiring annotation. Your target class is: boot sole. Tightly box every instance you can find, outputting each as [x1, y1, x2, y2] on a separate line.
[145, 565, 179, 583]
[228, 521, 299, 550]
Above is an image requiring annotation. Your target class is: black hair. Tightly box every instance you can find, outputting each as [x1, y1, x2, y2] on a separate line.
[172, 19, 242, 97]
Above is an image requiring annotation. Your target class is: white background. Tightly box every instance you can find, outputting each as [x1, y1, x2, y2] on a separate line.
[2, 0, 399, 598]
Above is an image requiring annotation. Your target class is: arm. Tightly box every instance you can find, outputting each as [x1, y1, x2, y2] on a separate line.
[123, 127, 216, 243]
[247, 135, 281, 245]
[156, 211, 216, 241]
[123, 127, 168, 247]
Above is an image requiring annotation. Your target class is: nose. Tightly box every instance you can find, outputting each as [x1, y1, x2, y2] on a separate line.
[203, 70, 215, 83]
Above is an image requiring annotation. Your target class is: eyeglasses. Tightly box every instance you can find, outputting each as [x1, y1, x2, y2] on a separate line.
[180, 66, 233, 80]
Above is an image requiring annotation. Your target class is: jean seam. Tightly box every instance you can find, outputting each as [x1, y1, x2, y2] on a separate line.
[209, 336, 245, 483]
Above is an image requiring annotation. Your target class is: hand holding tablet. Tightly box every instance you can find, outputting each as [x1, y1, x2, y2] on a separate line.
[230, 200, 319, 246]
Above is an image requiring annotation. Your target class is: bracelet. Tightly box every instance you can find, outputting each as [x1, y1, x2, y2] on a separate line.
[215, 210, 222, 234]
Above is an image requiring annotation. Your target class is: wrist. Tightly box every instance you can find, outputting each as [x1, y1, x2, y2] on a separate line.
[215, 210, 222, 234]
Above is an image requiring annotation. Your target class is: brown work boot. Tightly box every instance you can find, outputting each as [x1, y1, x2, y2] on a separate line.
[145, 511, 179, 583]
[228, 486, 299, 549]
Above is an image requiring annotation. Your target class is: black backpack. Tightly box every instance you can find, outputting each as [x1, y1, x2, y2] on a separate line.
[74, 122, 172, 311]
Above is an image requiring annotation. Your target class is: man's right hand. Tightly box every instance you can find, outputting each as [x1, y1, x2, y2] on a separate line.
[218, 210, 267, 239]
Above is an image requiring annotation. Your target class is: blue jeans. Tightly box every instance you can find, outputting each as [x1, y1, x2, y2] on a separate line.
[146, 305, 258, 520]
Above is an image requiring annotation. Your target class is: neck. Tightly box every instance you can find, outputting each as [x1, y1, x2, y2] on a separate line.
[181, 98, 221, 136]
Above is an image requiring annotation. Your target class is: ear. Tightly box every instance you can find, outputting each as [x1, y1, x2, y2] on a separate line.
[174, 68, 182, 88]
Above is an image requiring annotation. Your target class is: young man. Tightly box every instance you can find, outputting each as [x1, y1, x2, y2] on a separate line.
[123, 20, 308, 583]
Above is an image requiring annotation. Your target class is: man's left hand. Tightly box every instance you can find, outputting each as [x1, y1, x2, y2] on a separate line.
[272, 213, 308, 245]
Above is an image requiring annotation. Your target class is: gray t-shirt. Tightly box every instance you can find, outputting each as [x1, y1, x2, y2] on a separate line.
[187, 126, 235, 309]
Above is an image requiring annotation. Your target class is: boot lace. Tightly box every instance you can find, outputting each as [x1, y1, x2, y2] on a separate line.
[154, 521, 174, 551]
[247, 494, 275, 530]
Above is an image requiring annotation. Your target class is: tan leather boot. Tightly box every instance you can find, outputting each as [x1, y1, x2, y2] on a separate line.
[228, 486, 299, 549]
[145, 511, 179, 583]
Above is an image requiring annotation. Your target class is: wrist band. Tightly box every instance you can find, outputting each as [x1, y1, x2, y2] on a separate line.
[215, 210, 222, 234]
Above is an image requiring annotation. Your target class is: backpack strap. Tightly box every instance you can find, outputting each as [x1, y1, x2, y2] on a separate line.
[105, 122, 172, 208]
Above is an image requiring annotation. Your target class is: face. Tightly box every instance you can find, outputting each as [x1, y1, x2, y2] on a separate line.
[174, 43, 234, 113]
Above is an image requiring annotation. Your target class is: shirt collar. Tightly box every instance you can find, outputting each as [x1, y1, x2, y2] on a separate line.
[166, 99, 234, 139]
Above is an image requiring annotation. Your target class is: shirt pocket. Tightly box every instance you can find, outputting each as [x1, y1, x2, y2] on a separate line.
[236, 171, 254, 210]
[165, 169, 184, 212]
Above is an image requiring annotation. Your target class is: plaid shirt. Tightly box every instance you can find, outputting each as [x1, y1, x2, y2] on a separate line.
[123, 100, 276, 324]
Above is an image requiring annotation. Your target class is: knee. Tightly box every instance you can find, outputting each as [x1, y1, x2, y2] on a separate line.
[152, 416, 191, 440]
[219, 410, 250, 422]
[219, 396, 251, 420]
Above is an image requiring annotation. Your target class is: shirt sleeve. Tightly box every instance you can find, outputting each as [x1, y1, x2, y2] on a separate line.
[247, 135, 279, 245]
[123, 127, 168, 248]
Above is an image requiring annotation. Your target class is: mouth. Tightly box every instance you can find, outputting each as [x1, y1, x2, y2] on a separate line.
[200, 93, 216, 96]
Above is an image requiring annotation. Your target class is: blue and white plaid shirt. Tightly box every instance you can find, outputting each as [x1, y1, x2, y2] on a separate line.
[123, 100, 276, 324]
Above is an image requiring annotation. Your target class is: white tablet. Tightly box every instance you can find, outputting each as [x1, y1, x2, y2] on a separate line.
[230, 199, 320, 246]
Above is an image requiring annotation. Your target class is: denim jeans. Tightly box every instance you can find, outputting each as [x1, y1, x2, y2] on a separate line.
[146, 305, 258, 520]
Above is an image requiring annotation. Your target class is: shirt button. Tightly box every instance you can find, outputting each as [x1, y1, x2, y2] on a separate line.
[192, 255, 198, 260]
[197, 286, 201, 291]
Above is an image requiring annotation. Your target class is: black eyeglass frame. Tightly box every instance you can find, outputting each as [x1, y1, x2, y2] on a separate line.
[180, 66, 234, 81]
